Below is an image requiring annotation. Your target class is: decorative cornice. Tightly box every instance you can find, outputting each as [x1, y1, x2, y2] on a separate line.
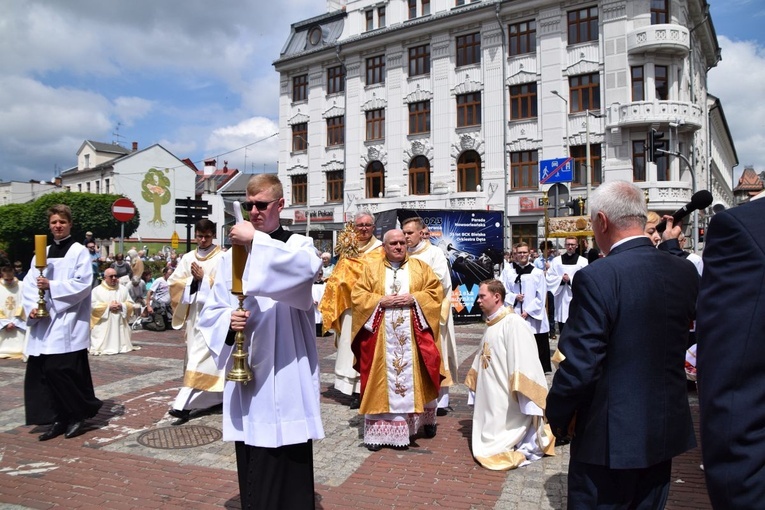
[601, 0, 627, 21]
[287, 112, 310, 126]
[361, 93, 388, 111]
[564, 56, 600, 76]
[452, 74, 483, 95]
[432, 41, 451, 59]
[403, 84, 433, 103]
[345, 62, 361, 78]
[360, 145, 388, 168]
[506, 68, 538, 86]
[450, 133, 485, 161]
[322, 159, 344, 172]
[387, 51, 403, 67]
[286, 162, 308, 173]
[322, 103, 345, 119]
[403, 139, 434, 164]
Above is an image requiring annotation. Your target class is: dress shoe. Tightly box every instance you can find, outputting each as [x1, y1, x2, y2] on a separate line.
[436, 408, 448, 417]
[349, 395, 360, 410]
[168, 409, 186, 418]
[366, 443, 382, 452]
[423, 424, 437, 438]
[39, 421, 67, 441]
[171, 410, 190, 426]
[555, 437, 571, 447]
[64, 421, 85, 439]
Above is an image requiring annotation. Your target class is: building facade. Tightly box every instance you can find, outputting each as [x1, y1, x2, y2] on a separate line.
[274, 0, 736, 250]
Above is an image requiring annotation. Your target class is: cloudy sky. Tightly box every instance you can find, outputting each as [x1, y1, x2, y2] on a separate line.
[1, 0, 762, 184]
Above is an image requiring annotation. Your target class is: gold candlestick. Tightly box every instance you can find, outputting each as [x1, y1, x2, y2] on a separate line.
[34, 235, 49, 318]
[226, 293, 253, 384]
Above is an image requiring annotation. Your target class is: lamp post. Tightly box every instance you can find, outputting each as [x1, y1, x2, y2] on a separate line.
[551, 90, 570, 218]
[293, 134, 311, 236]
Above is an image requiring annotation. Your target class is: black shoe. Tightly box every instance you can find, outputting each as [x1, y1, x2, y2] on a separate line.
[436, 408, 448, 417]
[424, 424, 437, 438]
[171, 410, 191, 426]
[168, 409, 185, 418]
[39, 421, 67, 441]
[555, 437, 571, 447]
[366, 444, 383, 452]
[64, 421, 85, 439]
[349, 395, 360, 410]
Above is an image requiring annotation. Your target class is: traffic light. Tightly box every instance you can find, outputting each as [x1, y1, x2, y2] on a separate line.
[698, 227, 705, 243]
[646, 129, 666, 162]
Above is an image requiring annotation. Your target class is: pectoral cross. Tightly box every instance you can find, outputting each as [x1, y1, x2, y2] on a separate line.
[390, 267, 401, 294]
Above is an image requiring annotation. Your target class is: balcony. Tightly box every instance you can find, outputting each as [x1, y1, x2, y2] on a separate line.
[610, 101, 702, 130]
[635, 181, 692, 211]
[627, 24, 690, 56]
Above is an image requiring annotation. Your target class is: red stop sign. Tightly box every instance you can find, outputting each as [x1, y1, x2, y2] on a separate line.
[112, 198, 136, 222]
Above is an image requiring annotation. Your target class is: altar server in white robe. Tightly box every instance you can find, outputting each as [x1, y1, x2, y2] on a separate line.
[89, 268, 138, 355]
[546, 237, 588, 334]
[0, 261, 26, 359]
[499, 242, 552, 373]
[465, 279, 555, 470]
[403, 216, 458, 415]
[23, 204, 102, 441]
[166, 218, 224, 425]
[198, 174, 323, 510]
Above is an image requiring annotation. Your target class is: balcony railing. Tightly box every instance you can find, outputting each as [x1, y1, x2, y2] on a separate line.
[610, 101, 702, 129]
[627, 24, 690, 55]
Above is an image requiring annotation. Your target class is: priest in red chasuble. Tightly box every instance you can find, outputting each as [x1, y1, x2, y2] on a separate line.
[351, 229, 443, 451]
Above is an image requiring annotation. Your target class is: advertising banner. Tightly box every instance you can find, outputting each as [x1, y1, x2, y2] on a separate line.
[377, 209, 504, 323]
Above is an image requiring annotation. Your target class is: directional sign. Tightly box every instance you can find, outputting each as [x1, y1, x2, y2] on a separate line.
[540, 157, 574, 185]
[174, 197, 211, 224]
[111, 198, 136, 222]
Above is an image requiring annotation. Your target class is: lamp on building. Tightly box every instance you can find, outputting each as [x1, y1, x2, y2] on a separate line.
[550, 90, 570, 158]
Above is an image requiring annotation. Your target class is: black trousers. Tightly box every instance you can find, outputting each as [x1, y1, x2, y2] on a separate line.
[24, 349, 103, 425]
[534, 333, 552, 373]
[235, 440, 315, 510]
[567, 458, 671, 510]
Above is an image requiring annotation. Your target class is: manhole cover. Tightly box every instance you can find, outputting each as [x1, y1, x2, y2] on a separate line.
[137, 425, 222, 449]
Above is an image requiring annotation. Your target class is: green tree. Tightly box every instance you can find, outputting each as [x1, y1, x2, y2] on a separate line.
[141, 168, 171, 227]
[0, 192, 139, 264]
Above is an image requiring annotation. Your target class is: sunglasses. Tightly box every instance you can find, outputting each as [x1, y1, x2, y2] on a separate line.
[243, 199, 279, 212]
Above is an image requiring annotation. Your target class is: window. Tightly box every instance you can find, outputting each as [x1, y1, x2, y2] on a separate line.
[408, 101, 431, 134]
[655, 65, 668, 100]
[569, 73, 600, 112]
[408, 44, 430, 76]
[327, 171, 344, 202]
[509, 82, 537, 119]
[78, 184, 82, 192]
[378, 6, 386, 27]
[366, 161, 385, 198]
[366, 109, 385, 140]
[408, 0, 417, 19]
[291, 175, 307, 205]
[632, 140, 646, 182]
[326, 116, 344, 146]
[105, 178, 110, 193]
[292, 123, 307, 152]
[293, 75, 308, 102]
[457, 93, 481, 127]
[327, 65, 345, 95]
[456, 32, 481, 67]
[409, 156, 430, 195]
[84, 154, 90, 168]
[457, 151, 481, 192]
[422, 0, 430, 16]
[365, 10, 374, 31]
[511, 150, 538, 190]
[631, 66, 644, 101]
[86, 182, 91, 193]
[95, 181, 100, 194]
[509, 20, 536, 56]
[570, 144, 602, 187]
[366, 55, 385, 85]
[568, 6, 598, 44]
[512, 224, 538, 251]
[651, 0, 668, 24]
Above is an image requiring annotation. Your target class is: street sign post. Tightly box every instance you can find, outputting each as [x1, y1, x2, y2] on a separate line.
[174, 197, 212, 252]
[111, 198, 137, 255]
[540, 157, 574, 185]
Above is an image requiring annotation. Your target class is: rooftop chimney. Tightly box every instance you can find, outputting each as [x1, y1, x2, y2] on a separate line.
[132, 142, 138, 152]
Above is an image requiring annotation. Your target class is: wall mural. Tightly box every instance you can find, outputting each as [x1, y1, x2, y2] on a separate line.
[142, 167, 171, 227]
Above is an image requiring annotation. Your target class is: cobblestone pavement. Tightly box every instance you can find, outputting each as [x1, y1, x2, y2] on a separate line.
[0, 322, 711, 509]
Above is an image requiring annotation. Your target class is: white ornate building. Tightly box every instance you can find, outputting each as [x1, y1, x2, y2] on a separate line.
[273, 0, 736, 249]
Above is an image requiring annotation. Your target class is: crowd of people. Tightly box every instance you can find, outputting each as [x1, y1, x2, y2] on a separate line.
[2, 175, 761, 509]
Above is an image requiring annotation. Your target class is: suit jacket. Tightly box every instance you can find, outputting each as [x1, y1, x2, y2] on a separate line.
[697, 198, 765, 509]
[546, 236, 699, 469]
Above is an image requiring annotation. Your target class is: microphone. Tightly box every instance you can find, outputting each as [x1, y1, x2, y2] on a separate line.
[655, 190, 713, 233]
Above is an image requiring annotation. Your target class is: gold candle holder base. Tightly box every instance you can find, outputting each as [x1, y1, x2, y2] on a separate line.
[35, 267, 49, 319]
[226, 293, 253, 384]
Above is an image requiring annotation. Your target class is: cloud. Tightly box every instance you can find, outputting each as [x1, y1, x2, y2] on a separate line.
[205, 117, 280, 172]
[709, 36, 765, 171]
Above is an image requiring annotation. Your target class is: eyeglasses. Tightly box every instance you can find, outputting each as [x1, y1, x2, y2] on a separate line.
[565, 243, 578, 247]
[243, 199, 279, 212]
[355, 223, 373, 229]
[106, 275, 119, 279]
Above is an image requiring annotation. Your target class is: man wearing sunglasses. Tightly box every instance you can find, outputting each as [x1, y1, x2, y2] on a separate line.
[198, 174, 323, 509]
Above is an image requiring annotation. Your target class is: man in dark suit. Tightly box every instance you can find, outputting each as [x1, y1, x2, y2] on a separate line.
[547, 180, 699, 508]
[696, 196, 765, 509]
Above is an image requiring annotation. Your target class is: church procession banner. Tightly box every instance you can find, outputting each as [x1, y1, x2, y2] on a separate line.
[374, 209, 504, 323]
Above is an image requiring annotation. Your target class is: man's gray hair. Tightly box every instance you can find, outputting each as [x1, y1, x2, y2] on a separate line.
[354, 210, 375, 223]
[589, 181, 647, 230]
